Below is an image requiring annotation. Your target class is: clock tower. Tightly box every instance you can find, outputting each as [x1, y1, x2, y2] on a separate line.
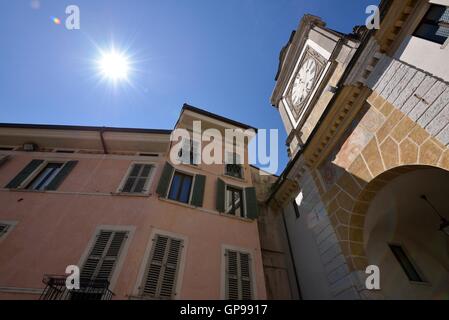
[271, 15, 361, 158]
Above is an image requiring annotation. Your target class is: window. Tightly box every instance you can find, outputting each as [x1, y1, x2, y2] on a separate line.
[224, 249, 253, 300]
[5, 159, 78, 191]
[226, 186, 244, 217]
[0, 223, 12, 239]
[80, 230, 128, 285]
[120, 163, 153, 194]
[225, 152, 243, 179]
[27, 162, 63, 191]
[140, 234, 184, 299]
[55, 150, 75, 154]
[389, 244, 425, 283]
[216, 179, 259, 220]
[177, 138, 199, 165]
[168, 171, 193, 204]
[156, 163, 206, 207]
[414, 4, 449, 44]
[293, 191, 303, 219]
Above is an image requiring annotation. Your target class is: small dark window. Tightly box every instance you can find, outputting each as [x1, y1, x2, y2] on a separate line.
[226, 186, 244, 217]
[55, 150, 75, 154]
[225, 152, 243, 179]
[389, 244, 424, 282]
[414, 5, 449, 44]
[168, 171, 193, 203]
[27, 163, 63, 191]
[139, 153, 159, 157]
[0, 147, 14, 151]
[292, 201, 300, 219]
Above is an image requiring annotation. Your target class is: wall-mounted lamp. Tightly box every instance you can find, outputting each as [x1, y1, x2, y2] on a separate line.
[420, 195, 449, 237]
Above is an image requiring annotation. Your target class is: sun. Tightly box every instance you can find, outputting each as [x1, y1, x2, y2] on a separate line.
[97, 50, 130, 82]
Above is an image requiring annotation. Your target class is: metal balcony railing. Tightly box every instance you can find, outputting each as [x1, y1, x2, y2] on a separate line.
[39, 275, 114, 300]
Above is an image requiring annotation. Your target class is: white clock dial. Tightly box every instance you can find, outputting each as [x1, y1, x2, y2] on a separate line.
[291, 58, 317, 108]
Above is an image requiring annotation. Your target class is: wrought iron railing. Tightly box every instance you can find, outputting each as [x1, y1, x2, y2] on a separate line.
[39, 275, 114, 300]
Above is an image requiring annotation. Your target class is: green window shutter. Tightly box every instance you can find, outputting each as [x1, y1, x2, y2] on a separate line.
[216, 178, 225, 213]
[244, 187, 259, 220]
[156, 162, 174, 197]
[5, 159, 43, 189]
[45, 160, 78, 191]
[80, 230, 128, 283]
[190, 174, 206, 207]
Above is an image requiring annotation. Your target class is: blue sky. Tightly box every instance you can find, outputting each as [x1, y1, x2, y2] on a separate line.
[0, 0, 378, 174]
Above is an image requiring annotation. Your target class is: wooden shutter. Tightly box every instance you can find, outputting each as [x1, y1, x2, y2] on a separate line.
[121, 164, 153, 193]
[80, 230, 128, 283]
[216, 178, 225, 213]
[225, 249, 253, 300]
[156, 162, 174, 197]
[142, 234, 183, 299]
[190, 174, 206, 207]
[5, 159, 43, 189]
[45, 161, 78, 191]
[244, 187, 259, 220]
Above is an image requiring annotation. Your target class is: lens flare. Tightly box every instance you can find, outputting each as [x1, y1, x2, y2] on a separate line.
[52, 17, 61, 25]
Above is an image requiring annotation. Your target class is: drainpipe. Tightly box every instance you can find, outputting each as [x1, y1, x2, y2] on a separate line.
[100, 127, 108, 154]
[281, 205, 303, 300]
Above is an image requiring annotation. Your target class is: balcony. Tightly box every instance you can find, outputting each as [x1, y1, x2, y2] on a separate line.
[39, 275, 114, 300]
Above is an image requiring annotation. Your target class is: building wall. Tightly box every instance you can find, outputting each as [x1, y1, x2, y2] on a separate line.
[0, 149, 266, 299]
[283, 169, 361, 299]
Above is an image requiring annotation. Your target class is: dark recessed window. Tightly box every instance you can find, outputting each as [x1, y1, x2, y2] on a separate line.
[55, 150, 75, 154]
[389, 244, 424, 282]
[292, 201, 300, 219]
[414, 5, 449, 44]
[27, 163, 63, 191]
[0, 147, 14, 151]
[225, 152, 243, 179]
[139, 153, 159, 157]
[168, 171, 193, 203]
[226, 186, 244, 217]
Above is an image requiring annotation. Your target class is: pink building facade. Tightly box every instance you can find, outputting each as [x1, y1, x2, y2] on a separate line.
[0, 104, 267, 300]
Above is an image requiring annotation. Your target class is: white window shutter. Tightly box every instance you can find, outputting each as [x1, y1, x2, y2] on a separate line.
[225, 249, 253, 300]
[142, 235, 183, 299]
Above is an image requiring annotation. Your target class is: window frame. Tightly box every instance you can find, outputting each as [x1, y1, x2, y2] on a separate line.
[225, 184, 246, 218]
[167, 169, 195, 204]
[0, 221, 17, 242]
[18, 159, 67, 190]
[220, 244, 257, 300]
[388, 243, 428, 284]
[117, 162, 156, 195]
[133, 229, 188, 300]
[413, 4, 449, 45]
[223, 151, 245, 180]
[76, 225, 135, 292]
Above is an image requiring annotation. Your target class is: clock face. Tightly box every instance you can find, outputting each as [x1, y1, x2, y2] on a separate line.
[290, 58, 317, 108]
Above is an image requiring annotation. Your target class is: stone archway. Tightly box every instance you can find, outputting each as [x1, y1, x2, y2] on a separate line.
[321, 109, 449, 272]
